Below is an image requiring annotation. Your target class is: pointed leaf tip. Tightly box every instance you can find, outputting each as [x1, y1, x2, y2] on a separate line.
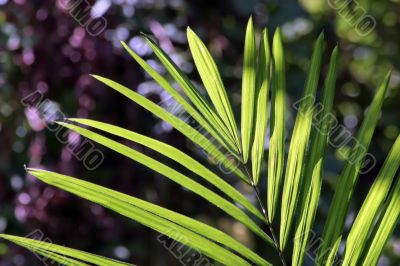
[89, 73, 99, 79]
[314, 32, 325, 49]
[186, 26, 194, 35]
[274, 27, 282, 37]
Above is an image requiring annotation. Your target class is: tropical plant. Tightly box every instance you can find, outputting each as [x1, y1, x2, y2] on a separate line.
[1, 17, 399, 266]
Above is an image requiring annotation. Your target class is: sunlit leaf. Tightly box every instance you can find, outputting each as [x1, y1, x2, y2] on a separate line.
[26, 169, 263, 266]
[143, 35, 239, 154]
[361, 174, 400, 265]
[91, 75, 250, 183]
[317, 70, 392, 265]
[26, 169, 271, 266]
[67, 118, 264, 220]
[187, 27, 241, 152]
[343, 134, 400, 265]
[120, 40, 239, 157]
[57, 121, 273, 245]
[267, 28, 286, 223]
[292, 46, 338, 266]
[251, 28, 271, 185]
[280, 32, 324, 250]
[241, 17, 256, 163]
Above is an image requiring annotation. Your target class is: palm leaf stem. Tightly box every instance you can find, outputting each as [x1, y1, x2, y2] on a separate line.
[244, 165, 287, 266]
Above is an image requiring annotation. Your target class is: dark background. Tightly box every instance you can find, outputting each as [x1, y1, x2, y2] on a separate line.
[0, 0, 399, 265]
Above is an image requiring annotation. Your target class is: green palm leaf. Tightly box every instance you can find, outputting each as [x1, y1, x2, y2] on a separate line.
[292, 46, 338, 266]
[361, 174, 400, 265]
[67, 118, 264, 220]
[241, 17, 256, 163]
[251, 28, 271, 185]
[343, 134, 400, 265]
[57, 121, 273, 245]
[27, 169, 271, 265]
[280, 33, 324, 250]
[26, 169, 261, 266]
[91, 74, 250, 183]
[187, 27, 241, 152]
[0, 234, 132, 266]
[317, 70, 391, 265]
[267, 28, 286, 223]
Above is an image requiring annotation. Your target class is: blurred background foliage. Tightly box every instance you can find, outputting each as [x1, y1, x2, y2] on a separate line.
[0, 0, 400, 265]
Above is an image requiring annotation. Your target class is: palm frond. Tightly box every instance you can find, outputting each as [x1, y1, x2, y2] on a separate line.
[3, 19, 398, 266]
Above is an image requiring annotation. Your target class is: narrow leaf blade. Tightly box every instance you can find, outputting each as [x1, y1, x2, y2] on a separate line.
[251, 28, 271, 185]
[267, 28, 286, 223]
[241, 17, 256, 163]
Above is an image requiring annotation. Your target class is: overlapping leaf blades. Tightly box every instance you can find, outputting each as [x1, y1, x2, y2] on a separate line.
[251, 28, 271, 185]
[280, 33, 325, 250]
[317, 71, 391, 265]
[66, 118, 264, 221]
[343, 134, 400, 265]
[187, 27, 241, 154]
[120, 40, 239, 158]
[57, 121, 272, 246]
[292, 46, 338, 266]
[0, 234, 133, 266]
[90, 75, 250, 183]
[27, 169, 270, 266]
[362, 173, 400, 265]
